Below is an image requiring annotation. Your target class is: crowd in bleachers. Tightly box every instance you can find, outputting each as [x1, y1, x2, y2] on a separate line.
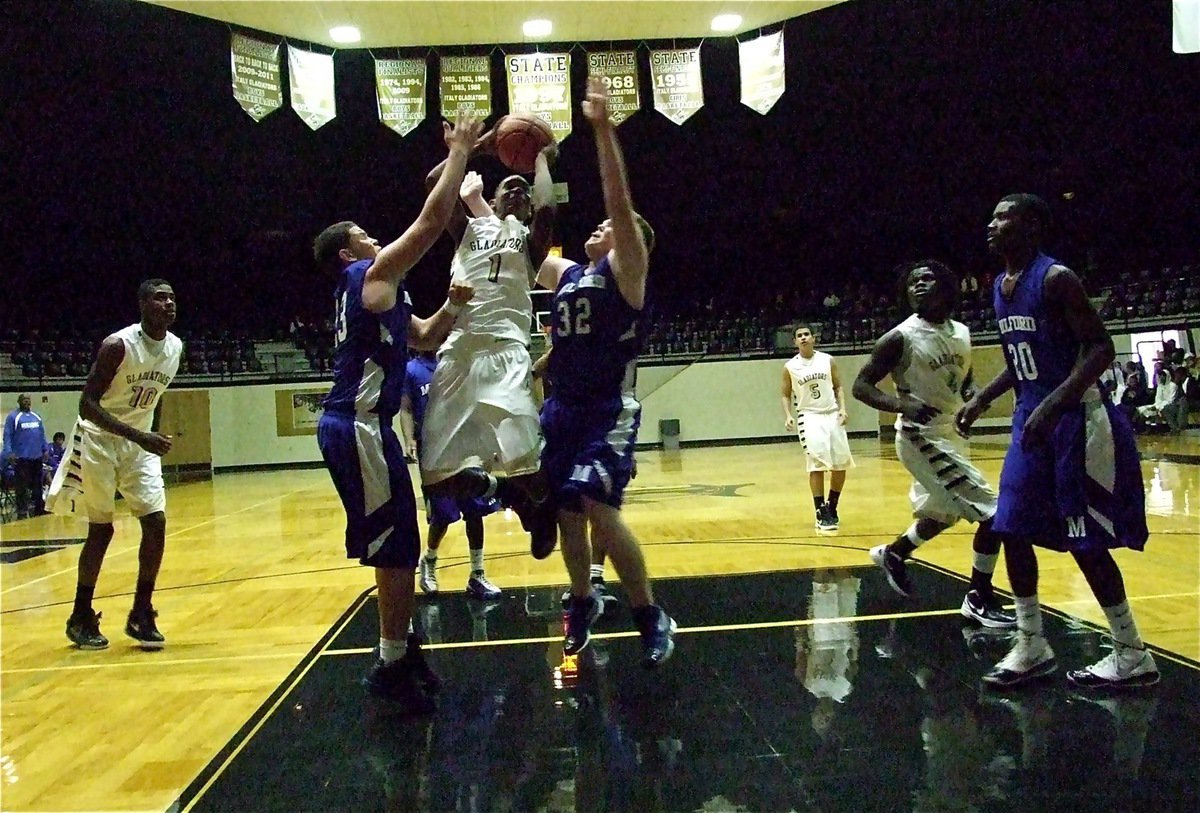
[1109, 341, 1200, 434]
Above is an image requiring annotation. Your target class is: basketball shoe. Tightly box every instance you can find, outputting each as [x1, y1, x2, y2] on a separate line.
[66, 609, 109, 650]
[960, 590, 1017, 628]
[562, 577, 620, 619]
[418, 557, 438, 594]
[466, 572, 502, 601]
[816, 505, 838, 532]
[1066, 640, 1159, 689]
[125, 607, 165, 649]
[632, 604, 677, 669]
[563, 592, 601, 655]
[869, 544, 913, 597]
[981, 632, 1057, 689]
[363, 656, 436, 712]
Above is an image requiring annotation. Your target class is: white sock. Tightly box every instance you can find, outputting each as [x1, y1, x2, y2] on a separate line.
[470, 548, 485, 573]
[379, 637, 407, 664]
[407, 619, 414, 635]
[1102, 601, 1143, 648]
[1014, 595, 1043, 638]
[973, 551, 999, 575]
[482, 474, 499, 498]
[903, 523, 929, 549]
[590, 564, 605, 582]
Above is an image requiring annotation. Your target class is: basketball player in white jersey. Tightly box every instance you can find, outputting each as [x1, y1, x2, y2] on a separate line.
[781, 325, 854, 531]
[47, 280, 183, 650]
[852, 261, 1015, 627]
[420, 127, 559, 559]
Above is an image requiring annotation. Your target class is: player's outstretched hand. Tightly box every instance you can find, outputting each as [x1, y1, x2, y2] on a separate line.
[137, 431, 173, 457]
[954, 397, 985, 437]
[447, 282, 474, 308]
[581, 76, 611, 125]
[899, 396, 940, 425]
[460, 171, 485, 201]
[473, 120, 501, 156]
[444, 111, 484, 154]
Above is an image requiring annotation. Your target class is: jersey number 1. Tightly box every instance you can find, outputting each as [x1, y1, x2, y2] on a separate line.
[488, 255, 502, 283]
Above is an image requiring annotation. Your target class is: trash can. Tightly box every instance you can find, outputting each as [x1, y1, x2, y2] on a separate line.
[659, 419, 681, 451]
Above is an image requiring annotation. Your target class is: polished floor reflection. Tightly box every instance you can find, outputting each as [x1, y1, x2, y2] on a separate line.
[181, 568, 1200, 813]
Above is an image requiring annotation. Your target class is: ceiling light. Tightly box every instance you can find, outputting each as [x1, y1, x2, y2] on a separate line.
[523, 19, 552, 38]
[329, 26, 361, 44]
[711, 14, 743, 33]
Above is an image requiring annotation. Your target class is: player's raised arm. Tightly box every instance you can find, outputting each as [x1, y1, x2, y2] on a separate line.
[426, 122, 499, 243]
[408, 281, 474, 351]
[582, 76, 649, 309]
[460, 171, 494, 218]
[527, 142, 558, 273]
[364, 113, 484, 313]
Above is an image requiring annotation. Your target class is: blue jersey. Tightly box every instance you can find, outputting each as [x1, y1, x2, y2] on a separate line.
[403, 355, 437, 436]
[547, 256, 642, 406]
[993, 253, 1085, 412]
[322, 260, 412, 419]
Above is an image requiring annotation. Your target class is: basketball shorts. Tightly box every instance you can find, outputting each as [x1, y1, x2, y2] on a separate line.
[424, 494, 500, 527]
[318, 411, 420, 569]
[420, 343, 541, 485]
[45, 419, 165, 522]
[541, 395, 640, 512]
[796, 410, 855, 472]
[993, 398, 1147, 552]
[895, 422, 997, 525]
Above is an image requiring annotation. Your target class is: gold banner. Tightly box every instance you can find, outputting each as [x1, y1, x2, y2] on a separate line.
[274, 388, 329, 437]
[586, 51, 639, 124]
[288, 46, 336, 130]
[440, 55, 492, 119]
[375, 58, 426, 136]
[505, 52, 571, 140]
[739, 31, 786, 115]
[230, 33, 282, 122]
[649, 47, 704, 125]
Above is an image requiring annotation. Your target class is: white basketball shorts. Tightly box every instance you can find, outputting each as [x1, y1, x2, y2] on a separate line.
[895, 421, 997, 525]
[796, 410, 855, 473]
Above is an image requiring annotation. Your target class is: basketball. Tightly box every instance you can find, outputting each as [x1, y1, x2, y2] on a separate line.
[495, 114, 555, 173]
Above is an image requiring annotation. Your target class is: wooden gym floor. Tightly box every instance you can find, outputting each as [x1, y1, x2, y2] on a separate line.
[1, 436, 1197, 812]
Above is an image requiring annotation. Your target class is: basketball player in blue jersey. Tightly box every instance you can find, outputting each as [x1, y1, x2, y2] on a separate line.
[399, 351, 502, 600]
[957, 194, 1158, 690]
[536, 78, 675, 668]
[854, 261, 1014, 627]
[312, 112, 483, 706]
[418, 126, 559, 560]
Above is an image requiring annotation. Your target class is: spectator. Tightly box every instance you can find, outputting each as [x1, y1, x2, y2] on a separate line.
[1182, 354, 1200, 410]
[1118, 361, 1150, 424]
[2, 394, 47, 518]
[960, 270, 980, 294]
[1137, 367, 1178, 426]
[1161, 367, 1191, 433]
[44, 431, 66, 490]
[823, 291, 841, 315]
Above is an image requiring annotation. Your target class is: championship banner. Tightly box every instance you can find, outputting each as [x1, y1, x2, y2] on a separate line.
[739, 31, 786, 115]
[649, 47, 704, 125]
[287, 45, 336, 130]
[375, 57, 426, 136]
[1176, 0, 1200, 53]
[586, 51, 639, 124]
[505, 52, 572, 140]
[230, 33, 282, 122]
[440, 55, 492, 119]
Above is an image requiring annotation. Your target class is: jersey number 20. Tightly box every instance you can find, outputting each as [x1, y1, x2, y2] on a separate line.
[556, 298, 592, 337]
[1006, 341, 1039, 381]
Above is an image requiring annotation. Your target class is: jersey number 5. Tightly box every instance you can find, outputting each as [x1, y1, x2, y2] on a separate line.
[556, 298, 592, 337]
[809, 382, 821, 400]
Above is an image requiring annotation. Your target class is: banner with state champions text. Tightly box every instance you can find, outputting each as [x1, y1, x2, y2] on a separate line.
[739, 31, 786, 115]
[505, 52, 572, 140]
[586, 51, 639, 124]
[375, 58, 426, 136]
[230, 33, 283, 121]
[649, 47, 704, 125]
[288, 45, 336, 130]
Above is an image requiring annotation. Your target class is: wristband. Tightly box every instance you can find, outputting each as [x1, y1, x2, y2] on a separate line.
[444, 299, 464, 317]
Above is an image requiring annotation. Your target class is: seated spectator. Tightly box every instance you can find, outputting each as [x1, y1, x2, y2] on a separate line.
[1138, 367, 1178, 426]
[1118, 361, 1150, 423]
[1182, 354, 1200, 408]
[43, 431, 66, 488]
[1161, 367, 1191, 433]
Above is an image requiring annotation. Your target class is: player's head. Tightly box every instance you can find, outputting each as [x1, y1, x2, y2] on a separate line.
[53, 431, 65, 445]
[895, 259, 959, 321]
[988, 193, 1052, 255]
[313, 221, 379, 274]
[137, 279, 176, 331]
[493, 176, 532, 222]
[793, 323, 816, 355]
[583, 212, 655, 262]
[17, 394, 30, 411]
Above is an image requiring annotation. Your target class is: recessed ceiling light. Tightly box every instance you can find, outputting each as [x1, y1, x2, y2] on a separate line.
[711, 14, 743, 33]
[523, 19, 553, 38]
[329, 25, 361, 44]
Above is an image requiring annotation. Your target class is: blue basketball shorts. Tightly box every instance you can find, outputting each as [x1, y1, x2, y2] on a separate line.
[541, 395, 640, 512]
[424, 494, 500, 527]
[993, 397, 1147, 552]
[317, 411, 420, 569]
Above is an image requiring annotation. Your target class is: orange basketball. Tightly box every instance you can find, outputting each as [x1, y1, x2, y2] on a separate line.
[495, 114, 555, 173]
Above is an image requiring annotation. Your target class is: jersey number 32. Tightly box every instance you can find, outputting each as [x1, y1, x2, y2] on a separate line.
[556, 298, 592, 337]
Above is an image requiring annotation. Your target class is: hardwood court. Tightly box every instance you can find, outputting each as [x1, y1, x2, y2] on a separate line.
[1, 437, 1197, 812]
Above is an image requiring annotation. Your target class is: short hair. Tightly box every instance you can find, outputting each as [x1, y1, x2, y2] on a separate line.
[999, 193, 1053, 238]
[894, 259, 960, 313]
[53, 431, 65, 442]
[632, 211, 655, 254]
[138, 278, 171, 302]
[793, 323, 814, 336]
[313, 221, 356, 270]
[494, 175, 531, 198]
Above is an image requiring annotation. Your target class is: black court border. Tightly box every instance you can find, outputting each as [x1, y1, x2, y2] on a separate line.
[171, 562, 1200, 812]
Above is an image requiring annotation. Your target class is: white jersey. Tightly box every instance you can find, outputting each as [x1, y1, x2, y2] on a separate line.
[82, 323, 182, 434]
[787, 351, 838, 415]
[891, 315, 971, 429]
[443, 214, 534, 353]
